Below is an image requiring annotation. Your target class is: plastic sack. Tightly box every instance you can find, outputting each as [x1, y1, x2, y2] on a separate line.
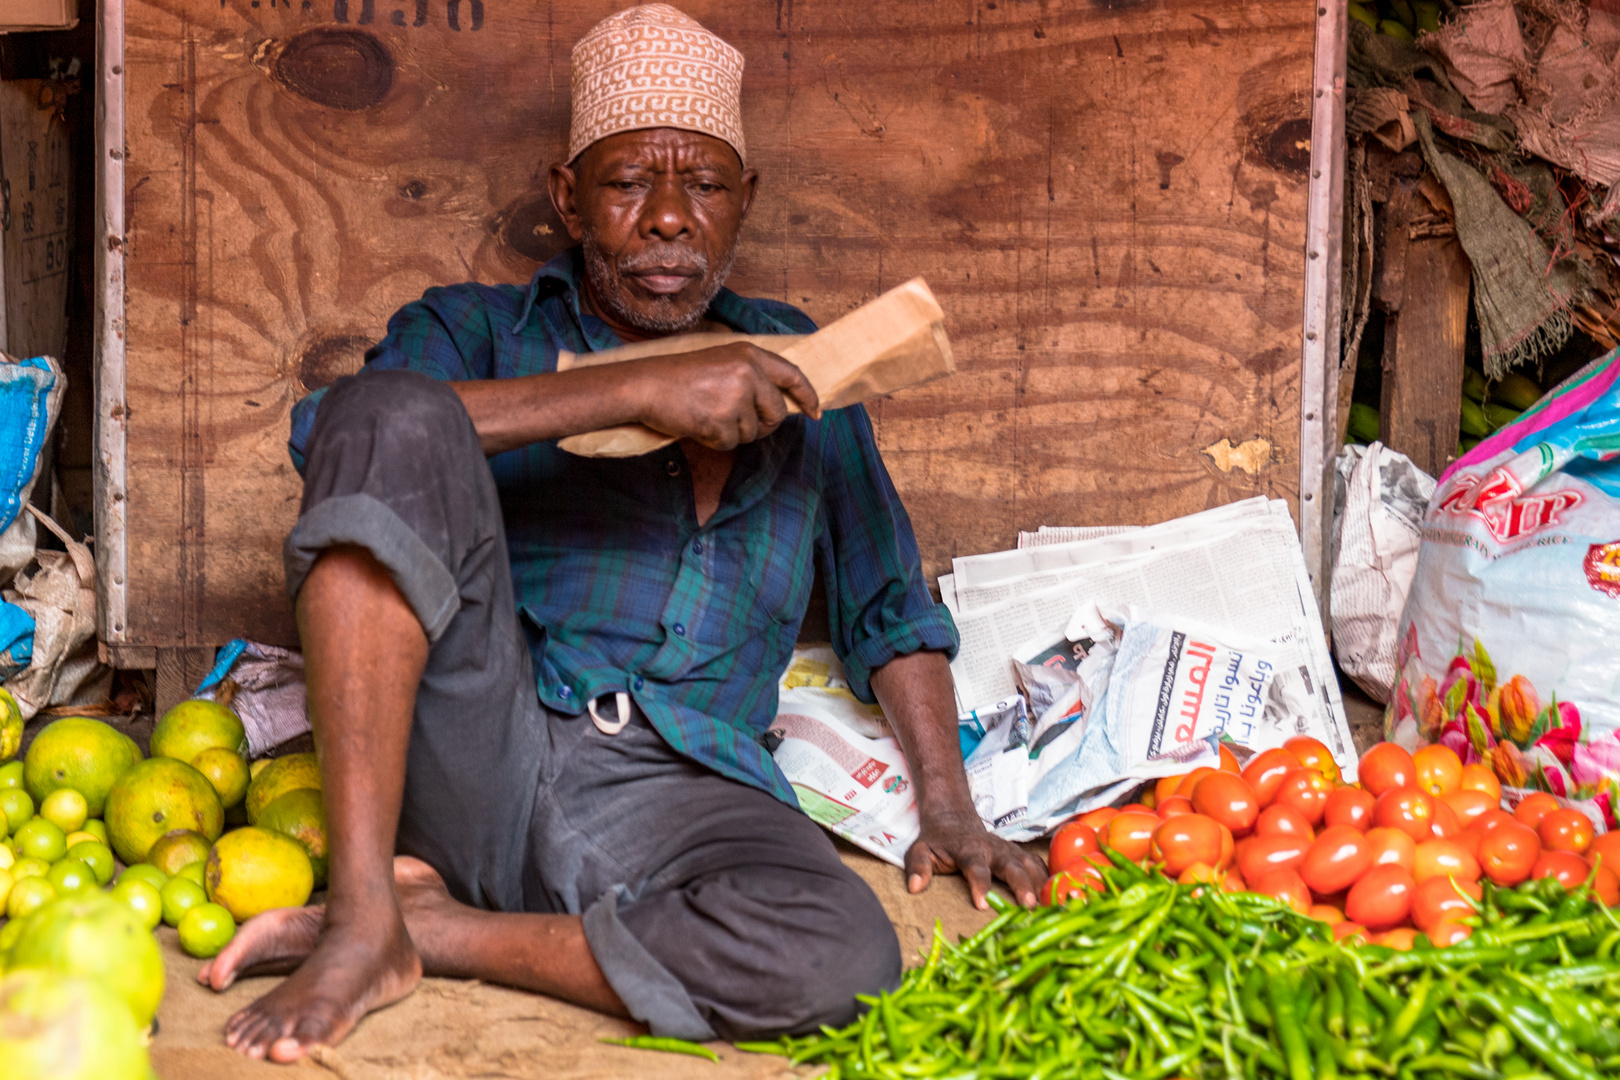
[1389, 353, 1620, 825]
[1330, 442, 1436, 702]
[194, 639, 311, 756]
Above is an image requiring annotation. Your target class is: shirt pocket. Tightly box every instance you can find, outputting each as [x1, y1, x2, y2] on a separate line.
[735, 515, 817, 629]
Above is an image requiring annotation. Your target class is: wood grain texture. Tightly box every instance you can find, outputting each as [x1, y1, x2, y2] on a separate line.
[1380, 237, 1469, 478]
[0, 79, 72, 363]
[118, 0, 1313, 650]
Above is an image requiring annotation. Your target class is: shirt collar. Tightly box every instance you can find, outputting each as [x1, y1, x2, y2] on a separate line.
[511, 247, 802, 342]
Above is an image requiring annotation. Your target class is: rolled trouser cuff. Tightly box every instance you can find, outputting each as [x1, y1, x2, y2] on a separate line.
[582, 887, 716, 1041]
[284, 492, 460, 644]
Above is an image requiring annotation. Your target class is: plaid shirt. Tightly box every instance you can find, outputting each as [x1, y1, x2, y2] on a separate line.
[289, 250, 958, 804]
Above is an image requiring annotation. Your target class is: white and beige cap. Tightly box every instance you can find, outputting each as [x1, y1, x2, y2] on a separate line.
[569, 4, 747, 165]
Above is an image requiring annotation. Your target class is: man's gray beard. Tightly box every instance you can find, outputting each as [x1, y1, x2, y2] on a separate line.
[581, 231, 737, 334]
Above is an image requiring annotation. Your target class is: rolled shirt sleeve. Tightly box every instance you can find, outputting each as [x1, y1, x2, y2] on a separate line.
[816, 403, 959, 702]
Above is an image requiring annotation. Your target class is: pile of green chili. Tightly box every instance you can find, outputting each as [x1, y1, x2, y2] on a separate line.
[738, 855, 1620, 1080]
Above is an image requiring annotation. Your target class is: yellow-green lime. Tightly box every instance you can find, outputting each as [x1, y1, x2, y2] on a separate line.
[103, 758, 223, 865]
[0, 866, 12, 912]
[177, 860, 205, 886]
[13, 818, 66, 863]
[256, 787, 328, 887]
[6, 893, 166, 1025]
[108, 879, 162, 932]
[45, 859, 95, 897]
[0, 969, 151, 1080]
[11, 857, 48, 880]
[0, 688, 20, 763]
[0, 913, 24, 953]
[159, 876, 207, 927]
[23, 718, 143, 817]
[117, 864, 167, 892]
[205, 826, 314, 921]
[145, 829, 213, 877]
[7, 876, 54, 919]
[150, 699, 247, 764]
[249, 758, 270, 780]
[191, 747, 250, 809]
[63, 841, 113, 886]
[0, 843, 12, 871]
[63, 830, 97, 849]
[0, 788, 33, 832]
[244, 752, 320, 824]
[79, 819, 107, 845]
[177, 902, 236, 959]
[0, 760, 22, 788]
[38, 789, 88, 834]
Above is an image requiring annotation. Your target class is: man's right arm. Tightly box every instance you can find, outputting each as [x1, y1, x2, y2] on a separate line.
[453, 342, 820, 455]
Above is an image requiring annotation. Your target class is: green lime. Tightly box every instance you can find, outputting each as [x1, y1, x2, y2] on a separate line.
[45, 859, 95, 897]
[7, 876, 55, 919]
[144, 829, 212, 877]
[177, 902, 236, 959]
[0, 760, 23, 789]
[0, 968, 152, 1080]
[150, 700, 247, 763]
[11, 857, 49, 880]
[0, 910, 24, 952]
[177, 861, 205, 886]
[80, 820, 108, 845]
[159, 876, 207, 927]
[5, 893, 166, 1026]
[0, 866, 12, 914]
[108, 878, 162, 932]
[13, 819, 66, 863]
[63, 841, 114, 886]
[0, 843, 12, 871]
[0, 789, 33, 832]
[116, 864, 167, 892]
[38, 790, 88, 834]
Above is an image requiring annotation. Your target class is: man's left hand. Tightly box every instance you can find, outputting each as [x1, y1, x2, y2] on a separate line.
[905, 807, 1047, 911]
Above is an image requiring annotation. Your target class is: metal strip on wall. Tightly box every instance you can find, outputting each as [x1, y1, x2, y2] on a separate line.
[94, 0, 130, 650]
[1300, 0, 1349, 618]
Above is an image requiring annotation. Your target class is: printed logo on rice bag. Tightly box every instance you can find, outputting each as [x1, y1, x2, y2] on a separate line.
[1587, 541, 1620, 599]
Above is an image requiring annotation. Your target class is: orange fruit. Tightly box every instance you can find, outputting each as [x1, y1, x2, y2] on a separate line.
[1412, 744, 1463, 797]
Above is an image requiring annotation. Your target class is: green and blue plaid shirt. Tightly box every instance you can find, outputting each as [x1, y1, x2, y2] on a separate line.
[289, 249, 958, 804]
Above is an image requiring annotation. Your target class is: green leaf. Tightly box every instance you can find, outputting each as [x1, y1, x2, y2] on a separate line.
[1524, 709, 1551, 748]
[1472, 637, 1498, 695]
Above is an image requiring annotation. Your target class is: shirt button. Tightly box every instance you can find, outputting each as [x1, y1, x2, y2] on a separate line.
[692, 540, 703, 555]
[673, 623, 686, 637]
[665, 460, 681, 477]
[634, 677, 644, 691]
[558, 686, 572, 698]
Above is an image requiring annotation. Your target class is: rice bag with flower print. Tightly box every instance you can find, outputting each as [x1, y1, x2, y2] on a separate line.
[1389, 352, 1620, 827]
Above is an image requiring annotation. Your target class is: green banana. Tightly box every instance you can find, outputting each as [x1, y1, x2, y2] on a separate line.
[1484, 402, 1523, 430]
[1460, 397, 1491, 437]
[1348, 402, 1381, 444]
[1462, 368, 1488, 404]
[1379, 18, 1415, 39]
[1413, 1, 1441, 33]
[1386, 0, 1417, 30]
[1493, 372, 1542, 412]
[1349, 1, 1379, 29]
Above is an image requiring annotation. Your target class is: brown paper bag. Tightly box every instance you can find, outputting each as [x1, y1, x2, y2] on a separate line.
[556, 277, 954, 458]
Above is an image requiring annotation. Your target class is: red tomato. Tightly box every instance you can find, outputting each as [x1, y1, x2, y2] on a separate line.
[1038, 870, 1092, 906]
[1153, 813, 1225, 877]
[1216, 824, 1235, 871]
[1413, 839, 1481, 884]
[1177, 862, 1221, 886]
[1373, 787, 1437, 842]
[1427, 919, 1473, 947]
[1237, 835, 1311, 883]
[1298, 826, 1374, 896]
[1410, 875, 1480, 931]
[1459, 763, 1503, 800]
[1219, 743, 1242, 773]
[1358, 743, 1417, 797]
[1190, 772, 1260, 835]
[1513, 792, 1560, 829]
[1538, 808, 1594, 855]
[1412, 744, 1463, 797]
[1472, 808, 1517, 834]
[1157, 795, 1195, 819]
[1345, 864, 1416, 931]
[1373, 927, 1421, 951]
[1105, 811, 1161, 863]
[1442, 789, 1498, 827]
[1221, 869, 1247, 893]
[1242, 748, 1302, 808]
[1478, 822, 1540, 886]
[1429, 798, 1461, 840]
[1155, 774, 1188, 805]
[1589, 831, 1620, 875]
[1585, 857, 1620, 906]
[1250, 867, 1312, 914]
[1333, 921, 1369, 943]
[1255, 804, 1315, 841]
[1532, 850, 1590, 891]
[1309, 903, 1346, 925]
[1273, 769, 1332, 826]
[1364, 827, 1417, 875]
[1121, 803, 1154, 815]
[1324, 786, 1376, 832]
[1078, 807, 1120, 831]
[1284, 736, 1341, 784]
[1176, 767, 1219, 799]
[1047, 822, 1101, 874]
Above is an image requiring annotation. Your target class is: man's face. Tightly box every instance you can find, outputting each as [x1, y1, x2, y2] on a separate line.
[550, 128, 757, 336]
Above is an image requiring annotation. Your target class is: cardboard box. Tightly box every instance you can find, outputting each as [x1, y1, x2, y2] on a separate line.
[0, 0, 78, 32]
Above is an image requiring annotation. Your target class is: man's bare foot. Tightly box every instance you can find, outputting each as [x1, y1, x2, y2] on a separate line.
[216, 895, 422, 1062]
[197, 905, 325, 990]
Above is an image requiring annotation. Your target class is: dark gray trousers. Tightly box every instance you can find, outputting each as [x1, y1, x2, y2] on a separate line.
[283, 370, 901, 1040]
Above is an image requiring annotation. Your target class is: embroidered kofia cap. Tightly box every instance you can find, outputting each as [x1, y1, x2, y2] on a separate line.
[569, 4, 746, 165]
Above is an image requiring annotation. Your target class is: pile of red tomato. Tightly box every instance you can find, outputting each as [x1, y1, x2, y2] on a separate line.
[1040, 736, 1620, 949]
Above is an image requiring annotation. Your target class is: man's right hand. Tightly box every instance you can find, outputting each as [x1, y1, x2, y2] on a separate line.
[624, 343, 821, 451]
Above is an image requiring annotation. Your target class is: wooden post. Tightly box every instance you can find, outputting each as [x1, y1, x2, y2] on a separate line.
[1380, 237, 1471, 478]
[153, 647, 215, 716]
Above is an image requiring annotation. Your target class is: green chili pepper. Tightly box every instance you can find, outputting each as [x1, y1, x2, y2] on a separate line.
[1264, 968, 1313, 1080]
[598, 1036, 720, 1062]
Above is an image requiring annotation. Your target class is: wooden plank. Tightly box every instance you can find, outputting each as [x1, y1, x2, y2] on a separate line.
[1379, 237, 1470, 478]
[114, 0, 1316, 649]
[0, 79, 72, 363]
[153, 645, 214, 714]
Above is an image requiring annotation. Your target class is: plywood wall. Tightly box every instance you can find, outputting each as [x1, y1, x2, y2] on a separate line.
[1, 79, 72, 364]
[113, 0, 1312, 652]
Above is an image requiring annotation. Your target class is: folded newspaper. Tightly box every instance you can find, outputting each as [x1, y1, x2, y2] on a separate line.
[770, 498, 1355, 857]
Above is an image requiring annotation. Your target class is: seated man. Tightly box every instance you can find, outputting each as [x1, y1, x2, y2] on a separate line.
[199, 4, 1044, 1062]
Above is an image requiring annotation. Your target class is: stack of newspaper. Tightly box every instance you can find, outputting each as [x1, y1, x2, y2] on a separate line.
[768, 497, 1355, 866]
